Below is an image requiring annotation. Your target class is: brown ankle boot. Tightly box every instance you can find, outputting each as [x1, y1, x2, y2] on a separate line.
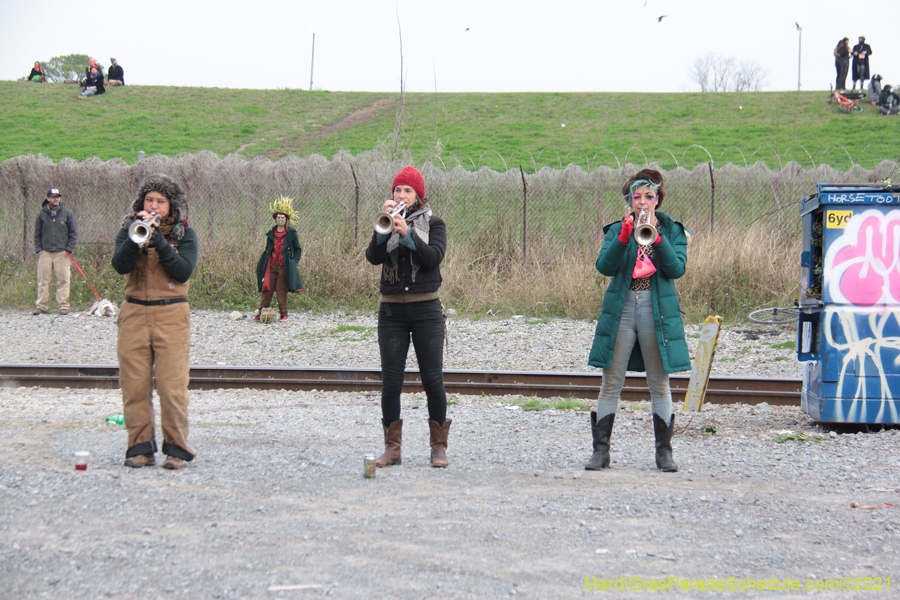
[429, 419, 452, 468]
[375, 419, 402, 467]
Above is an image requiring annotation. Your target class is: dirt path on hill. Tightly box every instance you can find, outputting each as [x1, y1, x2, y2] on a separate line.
[264, 98, 395, 159]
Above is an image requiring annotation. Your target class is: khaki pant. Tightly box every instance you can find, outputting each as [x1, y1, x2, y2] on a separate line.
[117, 300, 195, 461]
[36, 251, 71, 312]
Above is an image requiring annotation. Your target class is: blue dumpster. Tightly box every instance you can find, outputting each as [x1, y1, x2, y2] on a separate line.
[798, 183, 900, 424]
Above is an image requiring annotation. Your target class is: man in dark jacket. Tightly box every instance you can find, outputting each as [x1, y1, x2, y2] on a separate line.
[108, 58, 124, 86]
[34, 188, 78, 315]
[851, 36, 873, 91]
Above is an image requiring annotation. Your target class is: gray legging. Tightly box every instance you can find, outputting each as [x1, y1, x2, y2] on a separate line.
[596, 289, 673, 422]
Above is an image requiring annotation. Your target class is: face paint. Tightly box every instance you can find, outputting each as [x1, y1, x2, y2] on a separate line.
[276, 218, 286, 226]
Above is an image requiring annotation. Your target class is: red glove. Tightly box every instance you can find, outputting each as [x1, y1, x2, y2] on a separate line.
[618, 216, 633, 243]
[653, 233, 662, 245]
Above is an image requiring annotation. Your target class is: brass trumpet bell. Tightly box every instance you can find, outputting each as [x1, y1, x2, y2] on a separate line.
[128, 212, 160, 246]
[373, 202, 407, 235]
[633, 209, 658, 245]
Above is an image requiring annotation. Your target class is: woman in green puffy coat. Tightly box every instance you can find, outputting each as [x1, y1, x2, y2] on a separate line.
[254, 198, 304, 322]
[586, 169, 690, 473]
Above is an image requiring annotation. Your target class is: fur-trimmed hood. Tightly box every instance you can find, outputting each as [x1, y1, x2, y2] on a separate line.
[120, 173, 189, 241]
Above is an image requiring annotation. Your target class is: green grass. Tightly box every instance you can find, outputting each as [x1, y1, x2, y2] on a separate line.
[2, 82, 897, 170]
[769, 341, 796, 350]
[505, 397, 594, 412]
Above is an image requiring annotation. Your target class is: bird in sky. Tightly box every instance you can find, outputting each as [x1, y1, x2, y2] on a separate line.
[465, 27, 470, 31]
[658, 15, 668, 22]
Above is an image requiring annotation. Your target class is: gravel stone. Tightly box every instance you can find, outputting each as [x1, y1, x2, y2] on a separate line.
[2, 309, 897, 599]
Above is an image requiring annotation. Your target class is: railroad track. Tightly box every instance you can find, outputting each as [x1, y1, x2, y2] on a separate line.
[0, 364, 800, 405]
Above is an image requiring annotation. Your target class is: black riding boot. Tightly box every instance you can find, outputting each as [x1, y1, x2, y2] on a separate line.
[653, 413, 678, 472]
[584, 412, 614, 470]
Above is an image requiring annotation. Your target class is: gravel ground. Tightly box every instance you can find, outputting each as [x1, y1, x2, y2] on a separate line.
[2, 309, 899, 599]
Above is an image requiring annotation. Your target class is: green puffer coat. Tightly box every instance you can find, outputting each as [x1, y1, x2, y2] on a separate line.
[587, 211, 691, 373]
[256, 226, 304, 293]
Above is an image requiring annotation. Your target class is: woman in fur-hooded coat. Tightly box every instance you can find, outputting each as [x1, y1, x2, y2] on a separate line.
[111, 173, 199, 471]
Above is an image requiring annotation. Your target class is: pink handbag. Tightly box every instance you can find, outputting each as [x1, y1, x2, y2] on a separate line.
[632, 247, 657, 278]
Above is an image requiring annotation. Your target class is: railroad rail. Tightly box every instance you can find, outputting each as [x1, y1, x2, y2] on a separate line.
[0, 364, 801, 405]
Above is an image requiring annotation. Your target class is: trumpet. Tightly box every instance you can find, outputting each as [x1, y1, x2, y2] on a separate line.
[373, 201, 407, 235]
[633, 209, 658, 245]
[128, 212, 160, 246]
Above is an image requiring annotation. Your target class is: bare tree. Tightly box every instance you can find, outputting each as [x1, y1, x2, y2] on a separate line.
[690, 52, 769, 92]
[712, 56, 736, 92]
[733, 61, 769, 92]
[690, 54, 713, 92]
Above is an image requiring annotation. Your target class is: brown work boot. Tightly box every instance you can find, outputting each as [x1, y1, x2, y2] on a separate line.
[429, 419, 452, 468]
[375, 419, 402, 467]
[32, 308, 46, 315]
[124, 454, 156, 468]
[59, 309, 69, 315]
[162, 456, 185, 470]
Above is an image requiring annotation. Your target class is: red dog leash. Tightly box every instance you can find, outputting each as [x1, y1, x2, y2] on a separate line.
[66, 251, 103, 301]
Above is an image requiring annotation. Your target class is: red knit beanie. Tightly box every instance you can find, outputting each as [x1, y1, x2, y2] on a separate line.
[391, 166, 425, 200]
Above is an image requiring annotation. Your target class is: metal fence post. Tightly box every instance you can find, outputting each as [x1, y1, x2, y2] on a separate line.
[707, 161, 716, 234]
[350, 163, 360, 243]
[519, 165, 528, 266]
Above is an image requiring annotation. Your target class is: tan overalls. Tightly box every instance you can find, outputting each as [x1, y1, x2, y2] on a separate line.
[117, 249, 194, 461]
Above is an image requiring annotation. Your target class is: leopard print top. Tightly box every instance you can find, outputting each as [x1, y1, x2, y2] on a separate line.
[630, 243, 654, 291]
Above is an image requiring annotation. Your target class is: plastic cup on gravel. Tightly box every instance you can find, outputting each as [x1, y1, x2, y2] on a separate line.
[74, 451, 90, 471]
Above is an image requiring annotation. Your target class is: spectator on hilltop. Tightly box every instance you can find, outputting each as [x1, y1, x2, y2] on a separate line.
[851, 36, 873, 91]
[107, 58, 124, 86]
[28, 61, 46, 83]
[876, 84, 900, 116]
[834, 38, 850, 92]
[78, 65, 105, 99]
[867, 74, 883, 106]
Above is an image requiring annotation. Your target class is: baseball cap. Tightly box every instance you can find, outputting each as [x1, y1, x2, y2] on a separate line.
[48, 188, 61, 197]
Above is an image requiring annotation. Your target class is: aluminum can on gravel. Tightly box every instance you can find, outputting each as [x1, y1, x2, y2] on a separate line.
[364, 453, 376, 478]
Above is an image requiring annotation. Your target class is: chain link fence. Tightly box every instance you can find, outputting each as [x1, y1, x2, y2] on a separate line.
[2, 152, 897, 263]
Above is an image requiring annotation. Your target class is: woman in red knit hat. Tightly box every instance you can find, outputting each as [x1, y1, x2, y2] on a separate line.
[365, 166, 451, 468]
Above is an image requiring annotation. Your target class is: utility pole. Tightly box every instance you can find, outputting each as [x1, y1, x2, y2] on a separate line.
[309, 29, 316, 91]
[796, 22, 802, 91]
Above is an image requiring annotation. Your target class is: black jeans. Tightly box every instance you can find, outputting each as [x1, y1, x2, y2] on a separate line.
[378, 298, 446, 425]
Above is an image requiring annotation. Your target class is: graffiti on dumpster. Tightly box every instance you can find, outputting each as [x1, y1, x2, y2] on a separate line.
[825, 209, 900, 306]
[824, 308, 900, 422]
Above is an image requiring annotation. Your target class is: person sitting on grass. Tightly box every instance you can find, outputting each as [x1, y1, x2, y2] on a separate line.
[107, 58, 124, 86]
[867, 74, 883, 106]
[78, 65, 105, 99]
[876, 84, 900, 115]
[28, 61, 46, 83]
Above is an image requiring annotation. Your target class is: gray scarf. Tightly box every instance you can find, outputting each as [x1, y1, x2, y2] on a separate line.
[384, 205, 431, 284]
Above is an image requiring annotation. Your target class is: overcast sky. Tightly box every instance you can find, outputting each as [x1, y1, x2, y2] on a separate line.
[2, 0, 897, 93]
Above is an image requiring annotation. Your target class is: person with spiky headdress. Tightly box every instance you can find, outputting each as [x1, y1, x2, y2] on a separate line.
[111, 173, 198, 471]
[254, 197, 304, 322]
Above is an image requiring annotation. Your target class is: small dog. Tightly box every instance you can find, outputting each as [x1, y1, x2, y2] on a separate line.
[88, 299, 118, 317]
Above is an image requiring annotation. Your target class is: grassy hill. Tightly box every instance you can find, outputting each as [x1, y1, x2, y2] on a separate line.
[2, 81, 897, 171]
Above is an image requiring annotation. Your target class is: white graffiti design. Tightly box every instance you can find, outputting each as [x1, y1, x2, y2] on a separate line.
[824, 308, 900, 423]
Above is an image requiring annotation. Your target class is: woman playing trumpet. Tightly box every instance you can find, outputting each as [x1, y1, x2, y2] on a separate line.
[365, 166, 451, 468]
[111, 173, 198, 470]
[586, 168, 690, 472]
